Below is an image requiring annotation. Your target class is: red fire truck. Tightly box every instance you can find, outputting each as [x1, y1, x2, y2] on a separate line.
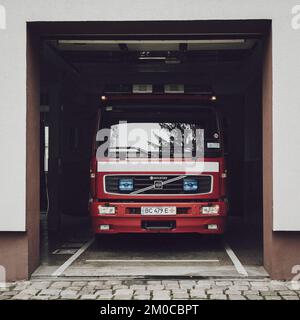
[89, 93, 227, 234]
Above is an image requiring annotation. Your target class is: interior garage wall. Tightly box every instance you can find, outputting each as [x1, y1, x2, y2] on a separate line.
[217, 95, 245, 218]
[26, 26, 40, 276]
[243, 75, 263, 225]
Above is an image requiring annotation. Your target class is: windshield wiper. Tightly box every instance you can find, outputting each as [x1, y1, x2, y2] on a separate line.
[109, 146, 149, 156]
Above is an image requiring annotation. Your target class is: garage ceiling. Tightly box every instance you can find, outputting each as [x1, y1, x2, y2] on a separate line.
[55, 39, 256, 51]
[46, 38, 258, 65]
[42, 37, 261, 94]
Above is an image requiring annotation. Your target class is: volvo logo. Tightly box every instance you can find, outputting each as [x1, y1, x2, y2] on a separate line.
[154, 181, 164, 190]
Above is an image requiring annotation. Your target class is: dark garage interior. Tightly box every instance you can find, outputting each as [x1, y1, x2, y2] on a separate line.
[35, 21, 267, 278]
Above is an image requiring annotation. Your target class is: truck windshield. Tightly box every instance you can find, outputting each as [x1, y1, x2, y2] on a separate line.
[98, 106, 221, 159]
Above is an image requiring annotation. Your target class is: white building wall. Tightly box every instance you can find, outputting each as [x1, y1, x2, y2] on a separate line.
[0, 0, 299, 231]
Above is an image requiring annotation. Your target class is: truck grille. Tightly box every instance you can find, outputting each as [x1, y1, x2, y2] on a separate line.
[104, 175, 212, 195]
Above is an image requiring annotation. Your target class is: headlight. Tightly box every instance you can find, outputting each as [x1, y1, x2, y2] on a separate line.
[201, 205, 220, 215]
[183, 178, 198, 192]
[98, 206, 116, 215]
[119, 178, 134, 191]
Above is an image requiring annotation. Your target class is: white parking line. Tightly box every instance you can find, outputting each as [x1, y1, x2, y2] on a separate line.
[52, 238, 94, 277]
[85, 259, 219, 263]
[224, 242, 248, 277]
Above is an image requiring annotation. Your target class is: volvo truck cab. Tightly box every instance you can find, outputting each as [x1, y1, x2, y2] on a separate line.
[90, 93, 228, 234]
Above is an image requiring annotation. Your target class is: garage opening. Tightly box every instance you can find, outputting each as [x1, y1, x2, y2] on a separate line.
[29, 20, 271, 278]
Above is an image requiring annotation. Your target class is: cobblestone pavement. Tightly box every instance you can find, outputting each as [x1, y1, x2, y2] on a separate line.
[1, 278, 300, 300]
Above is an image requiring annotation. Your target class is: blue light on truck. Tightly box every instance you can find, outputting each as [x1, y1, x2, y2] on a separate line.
[183, 178, 198, 192]
[119, 178, 134, 191]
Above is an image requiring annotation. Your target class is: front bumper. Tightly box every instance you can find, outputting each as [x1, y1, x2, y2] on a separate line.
[90, 201, 227, 234]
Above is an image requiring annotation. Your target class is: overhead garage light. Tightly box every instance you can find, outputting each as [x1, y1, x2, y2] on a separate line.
[138, 56, 166, 60]
[133, 84, 153, 93]
[165, 84, 185, 94]
[165, 57, 181, 64]
[58, 39, 246, 45]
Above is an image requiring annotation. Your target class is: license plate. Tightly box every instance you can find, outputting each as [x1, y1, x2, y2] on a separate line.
[141, 206, 177, 215]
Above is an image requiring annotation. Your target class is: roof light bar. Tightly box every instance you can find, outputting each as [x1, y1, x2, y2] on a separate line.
[58, 39, 246, 45]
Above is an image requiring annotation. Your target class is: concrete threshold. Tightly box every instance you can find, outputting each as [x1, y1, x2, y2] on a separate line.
[31, 264, 268, 280]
